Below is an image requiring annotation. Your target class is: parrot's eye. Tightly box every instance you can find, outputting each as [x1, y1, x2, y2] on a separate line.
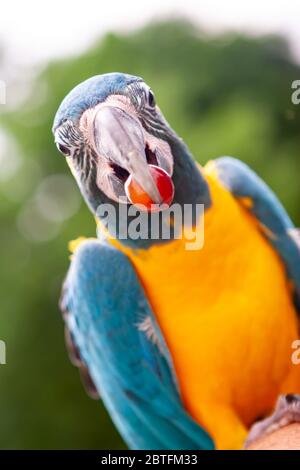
[148, 90, 156, 108]
[56, 142, 71, 156]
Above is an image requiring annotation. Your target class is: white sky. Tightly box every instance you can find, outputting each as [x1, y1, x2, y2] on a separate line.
[1, 0, 300, 65]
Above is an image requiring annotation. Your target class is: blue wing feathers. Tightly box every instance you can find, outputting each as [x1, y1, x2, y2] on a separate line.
[214, 156, 300, 303]
[214, 157, 293, 232]
[62, 239, 214, 450]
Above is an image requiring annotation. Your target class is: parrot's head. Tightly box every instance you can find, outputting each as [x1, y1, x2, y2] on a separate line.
[53, 73, 210, 244]
[52, 73, 180, 212]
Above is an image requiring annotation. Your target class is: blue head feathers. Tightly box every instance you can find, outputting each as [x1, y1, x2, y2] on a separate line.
[53, 73, 142, 131]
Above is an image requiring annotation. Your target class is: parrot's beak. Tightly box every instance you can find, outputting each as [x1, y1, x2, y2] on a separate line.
[93, 106, 163, 205]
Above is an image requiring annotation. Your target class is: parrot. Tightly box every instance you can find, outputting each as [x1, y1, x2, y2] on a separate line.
[52, 72, 300, 450]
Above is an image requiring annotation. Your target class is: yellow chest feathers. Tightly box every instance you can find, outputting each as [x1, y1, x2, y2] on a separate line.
[109, 169, 300, 438]
[112, 171, 295, 331]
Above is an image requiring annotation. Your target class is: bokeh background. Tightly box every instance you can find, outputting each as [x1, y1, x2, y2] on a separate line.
[0, 0, 299, 449]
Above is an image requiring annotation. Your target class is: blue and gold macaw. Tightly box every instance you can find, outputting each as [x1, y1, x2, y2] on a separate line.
[53, 73, 300, 450]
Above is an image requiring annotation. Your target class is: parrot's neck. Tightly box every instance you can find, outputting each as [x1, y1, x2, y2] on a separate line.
[169, 135, 211, 209]
[94, 136, 211, 248]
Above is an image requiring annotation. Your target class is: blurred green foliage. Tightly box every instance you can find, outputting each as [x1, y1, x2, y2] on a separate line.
[0, 20, 299, 448]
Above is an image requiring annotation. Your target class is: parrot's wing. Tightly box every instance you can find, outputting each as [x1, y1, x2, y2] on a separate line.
[60, 239, 214, 450]
[212, 156, 300, 307]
